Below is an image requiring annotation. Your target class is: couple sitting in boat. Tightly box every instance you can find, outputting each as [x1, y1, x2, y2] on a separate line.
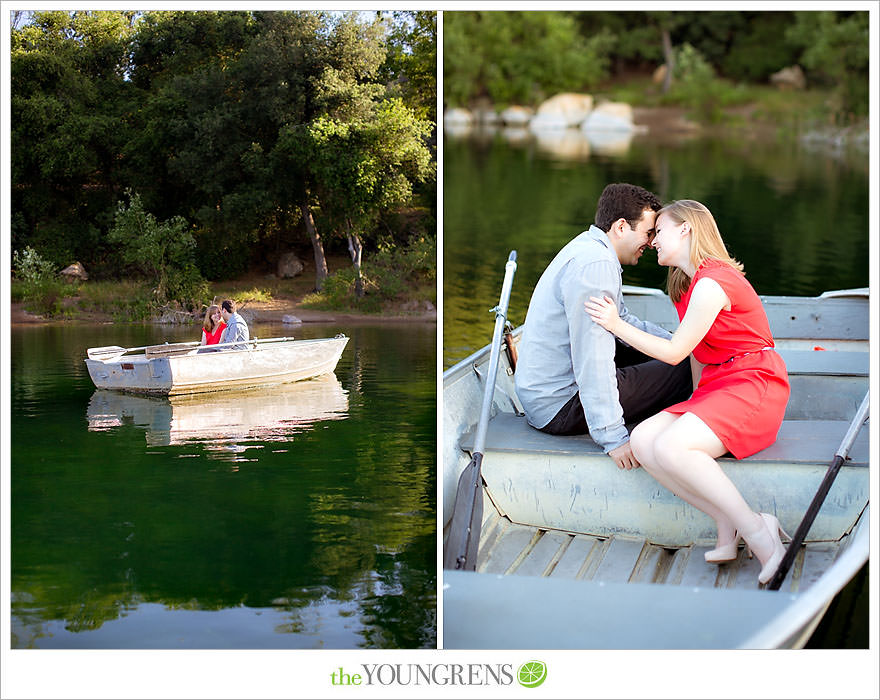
[200, 299, 250, 351]
[514, 183, 790, 586]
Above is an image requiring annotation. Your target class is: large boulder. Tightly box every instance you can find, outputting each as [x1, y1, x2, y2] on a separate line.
[444, 108, 476, 138]
[60, 261, 88, 281]
[530, 93, 594, 130]
[499, 105, 534, 126]
[770, 65, 806, 90]
[652, 64, 668, 85]
[444, 107, 474, 126]
[582, 102, 634, 132]
[277, 252, 304, 279]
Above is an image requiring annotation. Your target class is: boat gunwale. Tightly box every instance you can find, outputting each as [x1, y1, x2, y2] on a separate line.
[86, 335, 346, 364]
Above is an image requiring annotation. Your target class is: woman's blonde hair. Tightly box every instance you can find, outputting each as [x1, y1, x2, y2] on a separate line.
[203, 304, 221, 332]
[659, 199, 744, 303]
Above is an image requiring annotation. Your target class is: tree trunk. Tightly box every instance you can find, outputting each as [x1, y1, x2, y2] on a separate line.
[661, 26, 674, 95]
[300, 202, 329, 291]
[346, 218, 364, 299]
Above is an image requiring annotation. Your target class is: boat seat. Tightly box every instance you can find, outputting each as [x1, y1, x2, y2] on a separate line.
[777, 349, 868, 377]
[459, 412, 869, 545]
[462, 413, 869, 466]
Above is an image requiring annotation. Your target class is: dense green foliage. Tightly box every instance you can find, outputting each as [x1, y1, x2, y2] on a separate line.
[444, 12, 612, 107]
[785, 11, 870, 117]
[107, 191, 210, 308]
[445, 10, 868, 119]
[303, 233, 436, 312]
[11, 247, 77, 316]
[11, 10, 436, 310]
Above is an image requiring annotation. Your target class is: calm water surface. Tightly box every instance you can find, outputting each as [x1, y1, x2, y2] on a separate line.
[11, 321, 436, 648]
[443, 128, 868, 649]
[443, 128, 869, 367]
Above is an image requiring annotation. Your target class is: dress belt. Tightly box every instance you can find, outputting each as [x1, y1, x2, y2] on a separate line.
[718, 346, 774, 365]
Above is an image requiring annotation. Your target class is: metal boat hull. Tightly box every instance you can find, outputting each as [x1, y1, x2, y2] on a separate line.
[443, 288, 869, 649]
[85, 336, 349, 395]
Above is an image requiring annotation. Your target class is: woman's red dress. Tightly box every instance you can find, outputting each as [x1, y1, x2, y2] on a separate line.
[204, 322, 226, 345]
[664, 259, 790, 458]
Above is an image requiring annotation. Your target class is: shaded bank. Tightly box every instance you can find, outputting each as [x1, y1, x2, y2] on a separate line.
[11, 301, 436, 327]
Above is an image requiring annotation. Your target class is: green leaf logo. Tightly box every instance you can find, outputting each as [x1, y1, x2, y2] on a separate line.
[517, 660, 547, 688]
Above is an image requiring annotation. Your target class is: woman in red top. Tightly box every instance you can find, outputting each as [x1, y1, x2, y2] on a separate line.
[586, 200, 791, 585]
[200, 304, 227, 346]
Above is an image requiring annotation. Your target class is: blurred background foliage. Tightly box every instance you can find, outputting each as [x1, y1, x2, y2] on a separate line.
[444, 10, 869, 119]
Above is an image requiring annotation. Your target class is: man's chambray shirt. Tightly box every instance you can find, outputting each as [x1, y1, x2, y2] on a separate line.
[514, 226, 671, 453]
[220, 312, 250, 350]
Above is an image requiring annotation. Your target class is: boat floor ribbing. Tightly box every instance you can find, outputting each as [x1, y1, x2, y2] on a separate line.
[469, 504, 853, 595]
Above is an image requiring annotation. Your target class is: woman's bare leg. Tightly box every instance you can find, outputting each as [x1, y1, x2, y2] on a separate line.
[630, 412, 737, 545]
[649, 413, 771, 557]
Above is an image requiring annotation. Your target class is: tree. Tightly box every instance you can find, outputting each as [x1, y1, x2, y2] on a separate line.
[644, 11, 691, 94]
[443, 11, 611, 107]
[299, 99, 433, 297]
[123, 11, 257, 225]
[107, 191, 208, 307]
[787, 11, 869, 118]
[129, 11, 396, 289]
[377, 11, 436, 122]
[11, 9, 436, 294]
[11, 10, 136, 267]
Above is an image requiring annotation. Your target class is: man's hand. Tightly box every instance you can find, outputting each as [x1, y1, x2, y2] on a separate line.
[608, 442, 640, 470]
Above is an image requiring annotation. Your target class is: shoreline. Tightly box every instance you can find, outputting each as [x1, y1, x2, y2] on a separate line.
[10, 300, 437, 327]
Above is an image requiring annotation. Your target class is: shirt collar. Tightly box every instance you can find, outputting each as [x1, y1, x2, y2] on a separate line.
[585, 225, 622, 272]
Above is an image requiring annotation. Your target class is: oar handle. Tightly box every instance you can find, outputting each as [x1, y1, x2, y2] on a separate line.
[471, 251, 518, 457]
[834, 392, 869, 458]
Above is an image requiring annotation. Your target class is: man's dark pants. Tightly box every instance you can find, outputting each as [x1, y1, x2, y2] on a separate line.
[540, 340, 693, 436]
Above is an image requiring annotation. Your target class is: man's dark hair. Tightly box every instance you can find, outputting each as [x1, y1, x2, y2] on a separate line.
[594, 183, 661, 233]
[221, 299, 236, 313]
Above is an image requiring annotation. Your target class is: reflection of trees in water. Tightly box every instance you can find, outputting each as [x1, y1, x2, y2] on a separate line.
[11, 579, 142, 647]
[12, 325, 437, 648]
[443, 134, 869, 366]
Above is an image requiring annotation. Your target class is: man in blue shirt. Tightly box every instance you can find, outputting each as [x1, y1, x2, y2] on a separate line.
[514, 183, 692, 470]
[219, 299, 250, 350]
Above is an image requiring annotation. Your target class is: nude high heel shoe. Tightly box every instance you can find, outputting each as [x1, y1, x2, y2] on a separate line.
[747, 513, 790, 585]
[704, 532, 747, 564]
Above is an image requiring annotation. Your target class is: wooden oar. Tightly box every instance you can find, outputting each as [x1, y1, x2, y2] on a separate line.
[86, 341, 203, 361]
[444, 251, 518, 571]
[767, 391, 869, 590]
[86, 344, 182, 361]
[86, 336, 299, 362]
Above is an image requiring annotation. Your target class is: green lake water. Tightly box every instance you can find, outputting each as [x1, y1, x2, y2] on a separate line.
[443, 127, 868, 649]
[443, 128, 869, 367]
[10, 321, 436, 649]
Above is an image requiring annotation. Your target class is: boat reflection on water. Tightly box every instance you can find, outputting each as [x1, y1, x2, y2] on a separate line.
[87, 374, 349, 458]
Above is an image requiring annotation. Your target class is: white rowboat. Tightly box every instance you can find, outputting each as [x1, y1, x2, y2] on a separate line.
[443, 287, 869, 649]
[85, 335, 349, 395]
